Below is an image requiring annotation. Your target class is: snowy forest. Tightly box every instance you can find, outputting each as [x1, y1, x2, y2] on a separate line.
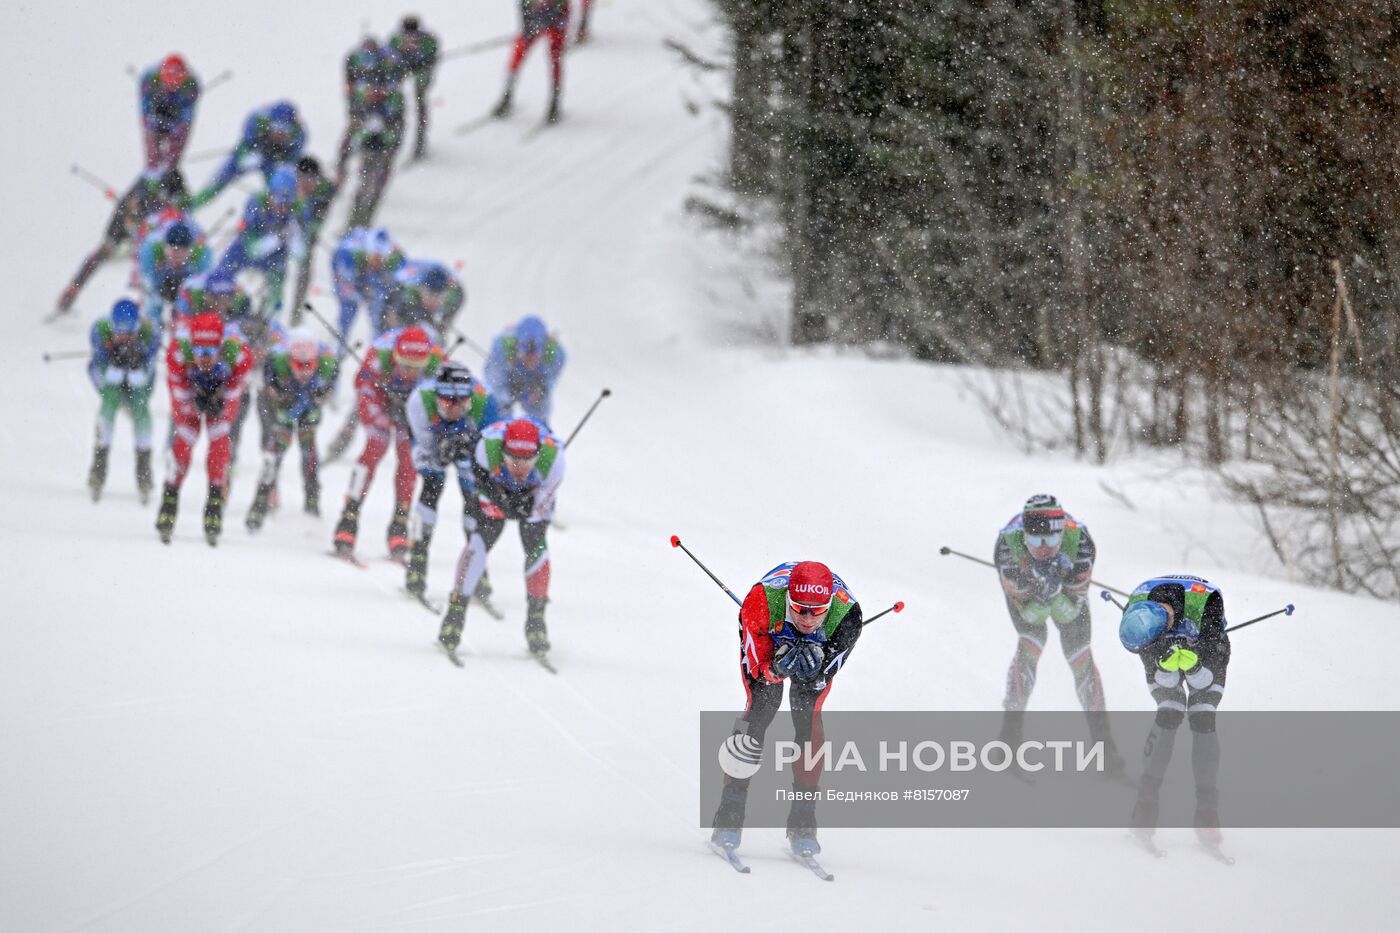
[706, 0, 1400, 598]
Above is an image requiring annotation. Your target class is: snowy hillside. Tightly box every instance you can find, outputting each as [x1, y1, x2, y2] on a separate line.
[1, 1, 1394, 931]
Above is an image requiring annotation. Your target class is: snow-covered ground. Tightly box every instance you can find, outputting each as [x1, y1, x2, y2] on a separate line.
[1, 1, 1394, 930]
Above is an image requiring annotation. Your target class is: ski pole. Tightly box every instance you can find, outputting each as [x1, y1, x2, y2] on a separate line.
[939, 545, 1130, 598]
[862, 602, 906, 627]
[440, 35, 515, 61]
[1102, 590, 1296, 634]
[204, 69, 234, 94]
[42, 349, 89, 363]
[670, 535, 742, 607]
[70, 163, 117, 201]
[185, 146, 230, 164]
[1225, 604, 1295, 634]
[449, 326, 489, 358]
[301, 302, 362, 364]
[564, 388, 612, 449]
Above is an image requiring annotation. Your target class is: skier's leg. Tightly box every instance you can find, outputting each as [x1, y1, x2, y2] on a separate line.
[439, 514, 505, 650]
[519, 519, 551, 653]
[712, 674, 784, 840]
[1187, 640, 1230, 842]
[1055, 605, 1121, 772]
[998, 601, 1047, 756]
[334, 426, 388, 551]
[89, 386, 121, 496]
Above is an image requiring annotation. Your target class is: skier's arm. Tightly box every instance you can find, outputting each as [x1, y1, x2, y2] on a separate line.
[484, 339, 508, 393]
[526, 445, 565, 522]
[739, 584, 782, 684]
[1064, 526, 1096, 600]
[994, 534, 1033, 602]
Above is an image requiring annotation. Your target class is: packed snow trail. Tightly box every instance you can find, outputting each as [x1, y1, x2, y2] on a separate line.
[1, 1, 1395, 931]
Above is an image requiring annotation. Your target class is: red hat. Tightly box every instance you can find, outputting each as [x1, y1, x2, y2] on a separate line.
[189, 312, 224, 348]
[788, 561, 834, 609]
[503, 420, 541, 459]
[159, 55, 189, 90]
[393, 326, 432, 367]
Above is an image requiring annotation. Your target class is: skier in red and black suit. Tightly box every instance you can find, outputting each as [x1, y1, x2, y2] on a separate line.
[710, 560, 863, 859]
[491, 1, 570, 123]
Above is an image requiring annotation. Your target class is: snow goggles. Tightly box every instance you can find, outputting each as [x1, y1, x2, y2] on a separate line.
[1025, 532, 1062, 549]
[192, 344, 220, 358]
[789, 600, 831, 617]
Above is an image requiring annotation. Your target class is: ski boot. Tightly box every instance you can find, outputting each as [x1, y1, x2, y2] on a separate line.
[386, 501, 411, 561]
[156, 483, 179, 544]
[438, 592, 468, 653]
[545, 89, 562, 125]
[203, 484, 225, 546]
[333, 498, 361, 556]
[786, 796, 820, 856]
[87, 445, 109, 502]
[491, 86, 514, 119]
[135, 449, 153, 505]
[524, 597, 550, 656]
[405, 533, 432, 596]
[246, 483, 273, 532]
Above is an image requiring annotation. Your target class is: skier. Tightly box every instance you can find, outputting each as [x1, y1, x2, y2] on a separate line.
[575, 0, 594, 43]
[55, 169, 187, 317]
[173, 270, 252, 330]
[138, 54, 200, 171]
[1119, 575, 1233, 850]
[138, 218, 211, 325]
[403, 362, 498, 597]
[332, 227, 406, 348]
[343, 85, 405, 227]
[86, 299, 161, 502]
[213, 165, 305, 317]
[993, 494, 1123, 775]
[386, 261, 464, 334]
[434, 418, 564, 661]
[484, 315, 565, 426]
[332, 326, 442, 560]
[492, 1, 570, 123]
[289, 156, 339, 318]
[190, 101, 306, 208]
[247, 328, 338, 529]
[387, 15, 440, 159]
[157, 312, 254, 545]
[709, 561, 864, 859]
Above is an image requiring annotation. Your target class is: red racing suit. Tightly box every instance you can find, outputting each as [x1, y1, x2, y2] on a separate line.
[166, 336, 253, 488]
[349, 346, 440, 505]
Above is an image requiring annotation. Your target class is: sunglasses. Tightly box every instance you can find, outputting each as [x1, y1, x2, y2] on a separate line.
[1025, 533, 1062, 549]
[789, 601, 830, 617]
[192, 344, 219, 358]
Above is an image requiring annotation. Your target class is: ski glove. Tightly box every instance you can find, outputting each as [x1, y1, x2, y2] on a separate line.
[437, 432, 474, 464]
[771, 639, 825, 681]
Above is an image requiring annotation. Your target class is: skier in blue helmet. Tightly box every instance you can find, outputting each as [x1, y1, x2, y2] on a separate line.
[87, 298, 161, 503]
[213, 164, 306, 317]
[1119, 575, 1233, 851]
[485, 315, 566, 426]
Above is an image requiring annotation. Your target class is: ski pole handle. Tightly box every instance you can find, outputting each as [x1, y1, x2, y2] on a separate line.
[1225, 603, 1295, 634]
[564, 388, 612, 449]
[1100, 590, 1125, 611]
[862, 601, 905, 627]
[42, 349, 89, 363]
[670, 534, 742, 607]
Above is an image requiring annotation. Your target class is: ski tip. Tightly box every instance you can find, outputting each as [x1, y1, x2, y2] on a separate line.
[669, 534, 680, 547]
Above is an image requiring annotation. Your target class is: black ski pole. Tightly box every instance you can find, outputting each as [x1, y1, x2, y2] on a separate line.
[204, 69, 233, 93]
[301, 302, 362, 364]
[670, 535, 742, 607]
[70, 163, 117, 201]
[42, 349, 89, 363]
[564, 388, 611, 449]
[449, 326, 489, 358]
[440, 35, 515, 61]
[1225, 604, 1295, 634]
[940, 545, 1129, 598]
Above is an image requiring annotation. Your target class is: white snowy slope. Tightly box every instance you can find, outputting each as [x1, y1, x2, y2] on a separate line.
[1, 1, 1395, 931]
